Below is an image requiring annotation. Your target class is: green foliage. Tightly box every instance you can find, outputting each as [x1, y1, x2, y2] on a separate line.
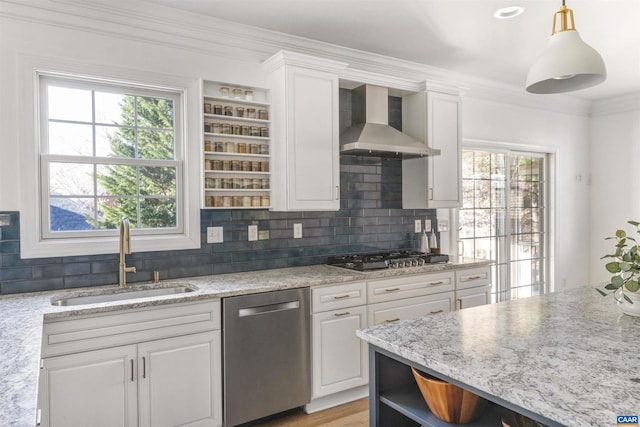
[91, 96, 176, 230]
[599, 221, 640, 301]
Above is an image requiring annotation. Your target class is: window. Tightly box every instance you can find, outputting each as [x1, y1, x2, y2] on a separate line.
[41, 76, 182, 237]
[18, 66, 201, 259]
[459, 149, 549, 302]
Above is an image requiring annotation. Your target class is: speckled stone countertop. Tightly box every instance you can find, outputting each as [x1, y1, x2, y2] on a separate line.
[0, 260, 488, 427]
[357, 285, 640, 427]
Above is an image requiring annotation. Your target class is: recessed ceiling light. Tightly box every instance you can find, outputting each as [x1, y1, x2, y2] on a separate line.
[494, 6, 525, 19]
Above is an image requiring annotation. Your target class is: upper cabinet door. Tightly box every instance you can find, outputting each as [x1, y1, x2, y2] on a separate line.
[264, 51, 347, 211]
[402, 90, 462, 209]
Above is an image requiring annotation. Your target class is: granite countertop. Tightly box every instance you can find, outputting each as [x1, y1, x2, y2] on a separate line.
[356, 285, 640, 427]
[0, 259, 488, 427]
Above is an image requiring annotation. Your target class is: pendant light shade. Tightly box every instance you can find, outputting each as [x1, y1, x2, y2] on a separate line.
[526, 1, 606, 94]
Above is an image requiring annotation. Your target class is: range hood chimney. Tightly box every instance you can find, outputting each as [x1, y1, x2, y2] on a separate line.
[340, 85, 440, 158]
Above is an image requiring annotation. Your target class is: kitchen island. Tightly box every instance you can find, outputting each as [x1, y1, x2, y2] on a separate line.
[356, 285, 640, 427]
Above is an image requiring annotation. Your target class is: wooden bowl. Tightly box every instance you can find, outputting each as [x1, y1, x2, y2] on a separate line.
[411, 367, 486, 424]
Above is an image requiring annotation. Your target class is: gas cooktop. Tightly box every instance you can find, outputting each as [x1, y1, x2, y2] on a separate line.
[327, 250, 449, 271]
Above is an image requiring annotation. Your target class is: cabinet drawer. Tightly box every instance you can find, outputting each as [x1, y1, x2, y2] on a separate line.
[456, 284, 492, 310]
[42, 300, 221, 357]
[368, 294, 453, 327]
[456, 266, 491, 290]
[312, 281, 367, 313]
[367, 272, 454, 304]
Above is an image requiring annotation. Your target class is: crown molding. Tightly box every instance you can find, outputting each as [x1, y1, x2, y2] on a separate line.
[1, 0, 593, 116]
[590, 92, 640, 117]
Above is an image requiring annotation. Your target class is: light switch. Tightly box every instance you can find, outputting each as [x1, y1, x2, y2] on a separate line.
[414, 220, 422, 233]
[424, 219, 432, 231]
[207, 226, 223, 243]
[438, 219, 449, 232]
[293, 223, 303, 239]
[248, 225, 258, 241]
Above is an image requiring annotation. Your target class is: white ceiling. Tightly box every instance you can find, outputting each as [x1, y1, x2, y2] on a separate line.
[142, 0, 640, 101]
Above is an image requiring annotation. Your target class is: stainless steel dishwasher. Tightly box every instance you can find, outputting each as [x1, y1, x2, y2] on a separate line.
[223, 288, 310, 426]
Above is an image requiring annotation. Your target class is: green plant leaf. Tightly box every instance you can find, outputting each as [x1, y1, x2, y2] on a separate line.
[612, 276, 624, 287]
[624, 294, 634, 304]
[620, 261, 631, 271]
[625, 280, 640, 292]
[604, 282, 619, 290]
[629, 220, 640, 227]
[616, 229, 627, 239]
[595, 288, 608, 297]
[606, 262, 622, 273]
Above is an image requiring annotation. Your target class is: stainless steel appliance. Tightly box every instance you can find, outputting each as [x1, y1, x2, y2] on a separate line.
[223, 288, 310, 426]
[328, 250, 449, 271]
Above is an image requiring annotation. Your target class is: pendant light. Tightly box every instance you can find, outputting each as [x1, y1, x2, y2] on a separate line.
[526, 0, 606, 94]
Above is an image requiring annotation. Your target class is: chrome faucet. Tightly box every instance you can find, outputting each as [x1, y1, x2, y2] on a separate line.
[118, 217, 136, 288]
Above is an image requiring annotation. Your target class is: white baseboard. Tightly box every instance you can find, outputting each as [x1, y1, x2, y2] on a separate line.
[304, 385, 369, 414]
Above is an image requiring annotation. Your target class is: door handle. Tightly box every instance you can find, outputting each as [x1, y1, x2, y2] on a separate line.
[385, 287, 400, 292]
[385, 318, 400, 323]
[130, 359, 134, 382]
[468, 275, 482, 280]
[333, 294, 351, 299]
[142, 356, 146, 379]
[429, 309, 444, 315]
[334, 311, 351, 317]
[238, 300, 300, 317]
[335, 185, 340, 200]
[428, 281, 444, 286]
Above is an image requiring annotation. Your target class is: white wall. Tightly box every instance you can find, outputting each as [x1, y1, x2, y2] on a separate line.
[0, 2, 596, 289]
[462, 96, 591, 290]
[589, 97, 640, 284]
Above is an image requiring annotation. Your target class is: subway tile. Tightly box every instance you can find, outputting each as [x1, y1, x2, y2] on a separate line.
[64, 273, 114, 288]
[32, 264, 65, 279]
[2, 278, 64, 294]
[0, 267, 32, 281]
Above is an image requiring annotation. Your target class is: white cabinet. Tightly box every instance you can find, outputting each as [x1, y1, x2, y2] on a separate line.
[38, 301, 222, 427]
[402, 90, 462, 208]
[310, 282, 368, 399]
[263, 51, 347, 211]
[456, 266, 492, 309]
[368, 294, 453, 326]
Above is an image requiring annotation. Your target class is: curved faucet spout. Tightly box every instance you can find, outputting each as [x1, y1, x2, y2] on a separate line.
[118, 217, 136, 287]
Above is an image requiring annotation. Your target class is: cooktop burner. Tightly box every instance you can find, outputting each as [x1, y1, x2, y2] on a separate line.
[327, 251, 449, 271]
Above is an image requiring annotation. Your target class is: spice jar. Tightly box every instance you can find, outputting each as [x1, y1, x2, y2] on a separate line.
[221, 178, 232, 189]
[236, 107, 245, 117]
[214, 141, 224, 152]
[261, 161, 269, 172]
[231, 160, 241, 171]
[261, 178, 270, 189]
[251, 196, 261, 207]
[225, 141, 235, 153]
[246, 108, 256, 119]
[260, 127, 269, 137]
[204, 123, 211, 132]
[259, 144, 269, 155]
[213, 196, 223, 207]
[232, 88, 242, 99]
[223, 196, 232, 207]
[249, 144, 259, 154]
[205, 159, 213, 170]
[251, 161, 260, 172]
[233, 178, 242, 189]
[213, 105, 223, 115]
[258, 109, 268, 120]
[220, 87, 230, 97]
[244, 90, 253, 101]
[231, 124, 241, 135]
[241, 126, 250, 136]
[212, 160, 222, 170]
[242, 161, 251, 172]
[250, 127, 260, 137]
[222, 124, 231, 134]
[222, 160, 231, 171]
[204, 140, 212, 152]
[212, 123, 221, 134]
[204, 103, 212, 114]
[242, 196, 251, 207]
[252, 178, 261, 189]
[213, 178, 222, 188]
[261, 196, 270, 207]
[205, 177, 214, 188]
[224, 106, 233, 116]
[237, 143, 247, 153]
[242, 178, 252, 189]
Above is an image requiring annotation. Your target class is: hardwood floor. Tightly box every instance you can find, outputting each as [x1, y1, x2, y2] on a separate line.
[243, 398, 369, 427]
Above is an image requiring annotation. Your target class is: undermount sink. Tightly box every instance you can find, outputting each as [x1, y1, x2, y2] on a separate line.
[51, 284, 196, 306]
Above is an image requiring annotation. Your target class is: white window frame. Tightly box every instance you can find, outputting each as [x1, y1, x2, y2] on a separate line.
[18, 58, 201, 258]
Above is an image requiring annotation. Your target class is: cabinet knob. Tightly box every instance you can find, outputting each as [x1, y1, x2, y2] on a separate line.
[429, 309, 444, 315]
[334, 311, 351, 317]
[385, 287, 400, 292]
[333, 294, 350, 300]
[385, 318, 400, 323]
[428, 281, 444, 286]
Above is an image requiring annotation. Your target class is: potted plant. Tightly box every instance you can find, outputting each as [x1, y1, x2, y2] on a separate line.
[598, 220, 640, 316]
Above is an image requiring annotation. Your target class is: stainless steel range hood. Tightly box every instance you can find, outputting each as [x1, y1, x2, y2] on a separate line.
[340, 85, 440, 158]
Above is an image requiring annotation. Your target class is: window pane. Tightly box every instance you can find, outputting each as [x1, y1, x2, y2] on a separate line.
[48, 122, 93, 156]
[50, 197, 96, 231]
[95, 92, 134, 126]
[136, 97, 174, 129]
[140, 198, 177, 228]
[138, 129, 174, 160]
[96, 164, 137, 196]
[97, 197, 137, 229]
[95, 126, 133, 158]
[472, 151, 491, 179]
[475, 180, 491, 208]
[139, 166, 176, 196]
[47, 86, 92, 122]
[49, 163, 94, 196]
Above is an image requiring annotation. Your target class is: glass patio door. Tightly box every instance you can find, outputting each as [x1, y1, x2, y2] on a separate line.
[459, 149, 547, 302]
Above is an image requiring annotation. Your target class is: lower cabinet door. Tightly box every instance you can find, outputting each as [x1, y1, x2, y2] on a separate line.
[137, 331, 222, 427]
[39, 345, 138, 427]
[312, 306, 368, 398]
[368, 294, 453, 326]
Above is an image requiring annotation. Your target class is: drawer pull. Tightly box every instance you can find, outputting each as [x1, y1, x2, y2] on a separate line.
[385, 318, 401, 323]
[333, 294, 351, 299]
[428, 281, 444, 286]
[334, 311, 351, 317]
[468, 275, 482, 280]
[429, 310, 444, 315]
[130, 359, 134, 382]
[142, 356, 146, 379]
[385, 287, 400, 292]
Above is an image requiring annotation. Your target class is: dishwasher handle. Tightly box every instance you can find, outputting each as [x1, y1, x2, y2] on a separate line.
[238, 300, 300, 317]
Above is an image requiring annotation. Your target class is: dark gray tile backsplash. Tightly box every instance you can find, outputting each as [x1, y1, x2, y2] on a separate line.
[0, 90, 437, 294]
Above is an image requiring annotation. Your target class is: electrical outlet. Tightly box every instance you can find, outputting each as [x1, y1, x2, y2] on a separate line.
[424, 219, 432, 232]
[438, 219, 449, 232]
[414, 220, 422, 233]
[248, 225, 258, 241]
[293, 223, 303, 239]
[258, 230, 269, 240]
[207, 226, 223, 244]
